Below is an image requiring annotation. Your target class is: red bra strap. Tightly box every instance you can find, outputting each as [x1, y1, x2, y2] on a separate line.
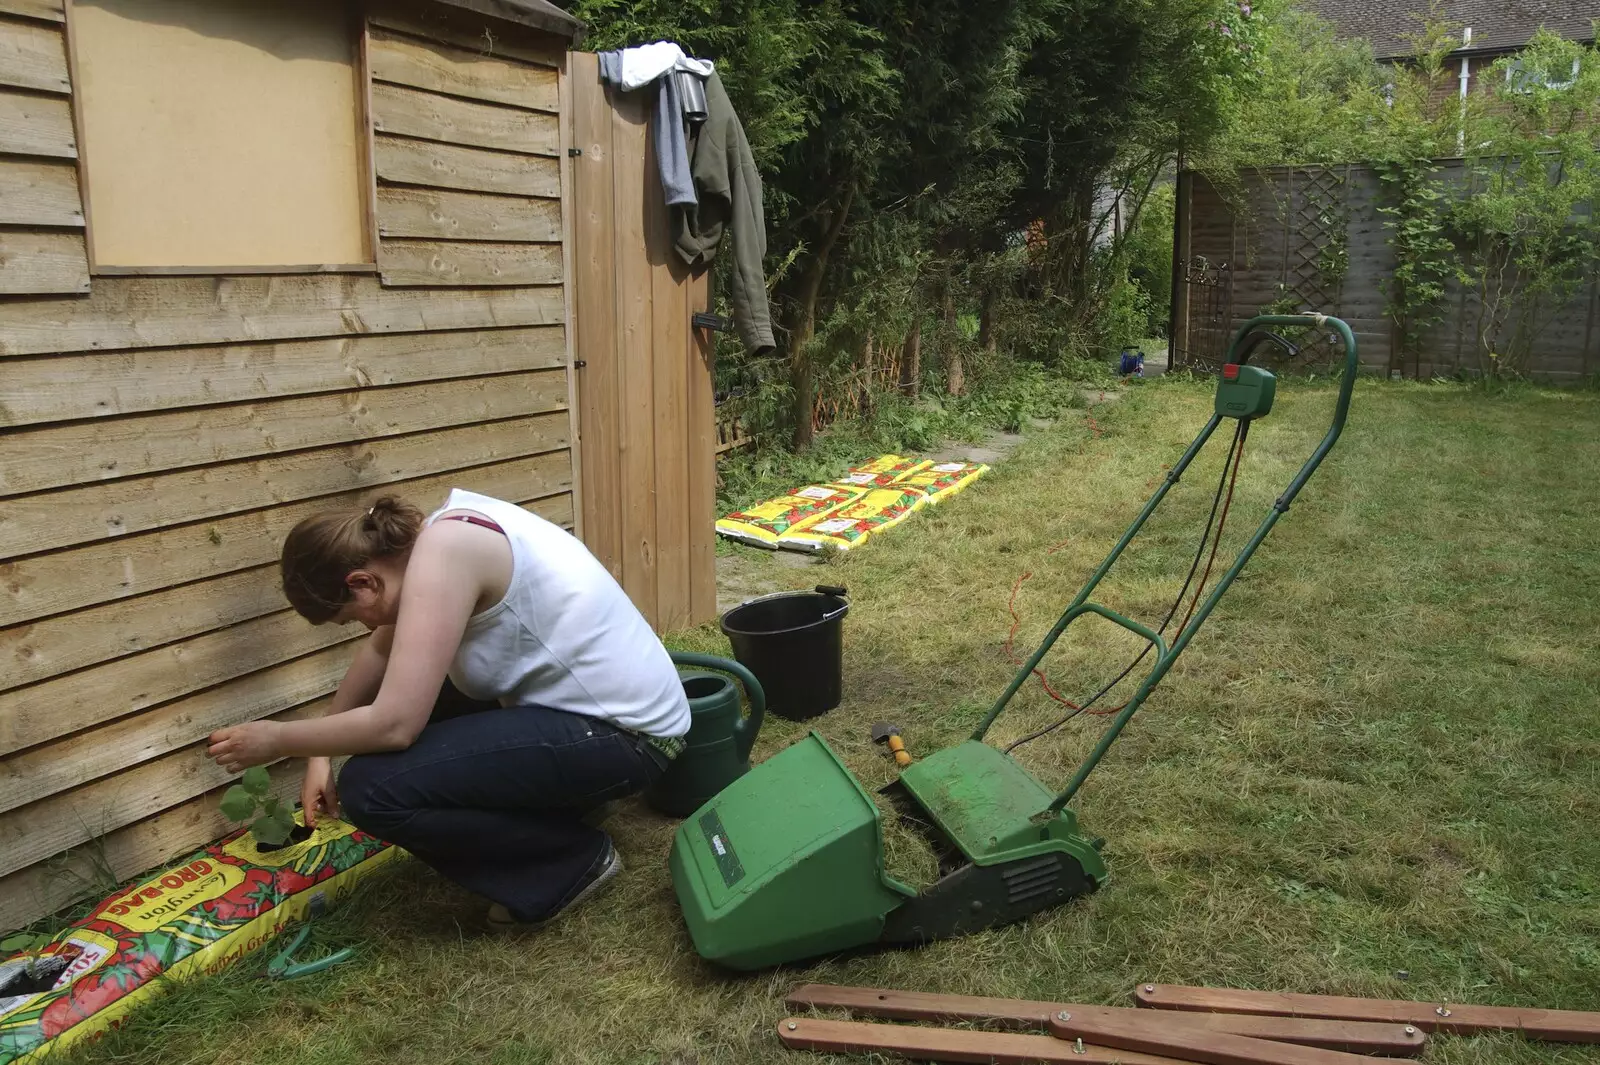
[440, 514, 505, 534]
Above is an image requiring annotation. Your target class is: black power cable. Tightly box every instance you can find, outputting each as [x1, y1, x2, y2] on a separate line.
[1006, 418, 1251, 755]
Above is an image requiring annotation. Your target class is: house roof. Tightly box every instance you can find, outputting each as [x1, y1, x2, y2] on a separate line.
[431, 0, 586, 43]
[1298, 0, 1596, 60]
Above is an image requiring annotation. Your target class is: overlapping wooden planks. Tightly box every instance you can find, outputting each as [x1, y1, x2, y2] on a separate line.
[367, 13, 564, 290]
[0, 13, 68, 94]
[2, 458, 572, 629]
[0, 326, 566, 427]
[377, 186, 561, 242]
[3, 369, 568, 496]
[0, 273, 564, 357]
[0, 699, 332, 881]
[0, 83, 72, 155]
[378, 238, 562, 286]
[0, 3, 585, 935]
[0, 14, 86, 296]
[0, 761, 301, 934]
[371, 80, 557, 155]
[0, 0, 64, 22]
[367, 9, 560, 69]
[368, 26, 558, 112]
[0, 228, 87, 291]
[0, 155, 81, 225]
[0, 413, 571, 558]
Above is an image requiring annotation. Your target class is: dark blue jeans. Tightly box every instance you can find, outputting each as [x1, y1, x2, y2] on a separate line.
[338, 683, 666, 922]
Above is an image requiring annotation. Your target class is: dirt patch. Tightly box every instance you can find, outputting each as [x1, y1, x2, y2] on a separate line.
[923, 429, 1025, 467]
[715, 548, 826, 614]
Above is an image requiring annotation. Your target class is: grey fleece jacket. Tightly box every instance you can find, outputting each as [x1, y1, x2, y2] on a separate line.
[671, 72, 775, 355]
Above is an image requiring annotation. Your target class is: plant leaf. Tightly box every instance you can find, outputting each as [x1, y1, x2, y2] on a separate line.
[253, 808, 296, 846]
[2, 932, 49, 954]
[241, 766, 272, 798]
[219, 785, 258, 822]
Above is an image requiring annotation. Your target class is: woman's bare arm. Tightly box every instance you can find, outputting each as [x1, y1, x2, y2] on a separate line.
[207, 523, 489, 768]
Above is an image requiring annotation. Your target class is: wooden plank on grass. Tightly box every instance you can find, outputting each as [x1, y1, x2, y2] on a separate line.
[0, 228, 86, 293]
[569, 51, 621, 580]
[0, 461, 564, 626]
[0, 414, 572, 558]
[0, 761, 301, 934]
[377, 186, 561, 242]
[368, 27, 557, 111]
[0, 326, 566, 427]
[1135, 985, 1600, 1042]
[0, 648, 352, 817]
[375, 133, 560, 197]
[0, 85, 72, 155]
[1, 564, 279, 691]
[378, 239, 563, 286]
[0, 13, 67, 92]
[0, 155, 80, 225]
[611, 84, 657, 623]
[777, 1017, 1189, 1065]
[1050, 1005, 1386, 1065]
[686, 266, 717, 624]
[368, 9, 561, 68]
[0, 609, 362, 757]
[0, 273, 564, 358]
[0, 699, 329, 879]
[2, 368, 570, 496]
[785, 986, 1427, 1055]
[371, 81, 557, 155]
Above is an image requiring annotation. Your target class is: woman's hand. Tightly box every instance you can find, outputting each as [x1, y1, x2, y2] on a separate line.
[300, 757, 340, 827]
[206, 721, 284, 773]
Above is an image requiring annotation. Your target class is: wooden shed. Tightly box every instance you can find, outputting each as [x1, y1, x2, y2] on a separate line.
[0, 0, 719, 930]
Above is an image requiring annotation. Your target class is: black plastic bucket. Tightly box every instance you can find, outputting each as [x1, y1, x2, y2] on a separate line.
[719, 585, 849, 721]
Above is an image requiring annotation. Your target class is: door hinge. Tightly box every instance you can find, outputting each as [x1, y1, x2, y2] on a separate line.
[574, 359, 587, 368]
[568, 147, 582, 157]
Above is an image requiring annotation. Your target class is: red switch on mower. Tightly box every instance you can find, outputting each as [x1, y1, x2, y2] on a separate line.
[1215, 363, 1275, 420]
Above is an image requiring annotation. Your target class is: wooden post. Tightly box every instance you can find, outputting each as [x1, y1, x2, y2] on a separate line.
[1169, 165, 1192, 367]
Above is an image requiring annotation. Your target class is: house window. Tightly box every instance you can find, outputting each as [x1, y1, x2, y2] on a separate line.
[69, 0, 371, 270]
[1506, 56, 1582, 94]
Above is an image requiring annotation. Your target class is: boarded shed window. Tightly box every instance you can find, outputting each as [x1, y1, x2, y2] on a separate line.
[70, 0, 370, 269]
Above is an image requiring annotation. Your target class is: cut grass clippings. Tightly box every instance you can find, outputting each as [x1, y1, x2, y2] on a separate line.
[50, 377, 1600, 1065]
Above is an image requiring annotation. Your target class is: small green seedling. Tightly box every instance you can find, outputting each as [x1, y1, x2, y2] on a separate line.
[1, 932, 49, 955]
[1, 932, 57, 993]
[220, 767, 297, 846]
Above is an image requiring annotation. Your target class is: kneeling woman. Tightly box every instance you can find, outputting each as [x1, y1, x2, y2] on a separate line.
[205, 489, 689, 929]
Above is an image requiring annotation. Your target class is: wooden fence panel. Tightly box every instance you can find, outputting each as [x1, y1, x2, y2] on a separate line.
[1176, 164, 1597, 381]
[569, 51, 717, 630]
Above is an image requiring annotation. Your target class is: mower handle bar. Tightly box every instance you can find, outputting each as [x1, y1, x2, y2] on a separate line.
[969, 314, 1359, 811]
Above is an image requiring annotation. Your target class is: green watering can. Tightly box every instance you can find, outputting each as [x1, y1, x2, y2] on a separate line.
[645, 652, 766, 818]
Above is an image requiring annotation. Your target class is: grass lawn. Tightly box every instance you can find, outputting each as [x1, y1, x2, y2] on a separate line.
[65, 377, 1600, 1065]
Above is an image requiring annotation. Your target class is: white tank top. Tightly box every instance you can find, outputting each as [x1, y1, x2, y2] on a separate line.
[424, 488, 690, 738]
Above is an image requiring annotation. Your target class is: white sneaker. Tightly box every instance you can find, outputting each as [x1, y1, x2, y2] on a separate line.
[487, 843, 623, 932]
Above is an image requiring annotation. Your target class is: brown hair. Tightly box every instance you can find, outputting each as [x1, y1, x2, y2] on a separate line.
[280, 495, 424, 622]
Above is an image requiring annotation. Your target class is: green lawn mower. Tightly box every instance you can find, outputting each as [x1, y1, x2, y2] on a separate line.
[669, 315, 1360, 970]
